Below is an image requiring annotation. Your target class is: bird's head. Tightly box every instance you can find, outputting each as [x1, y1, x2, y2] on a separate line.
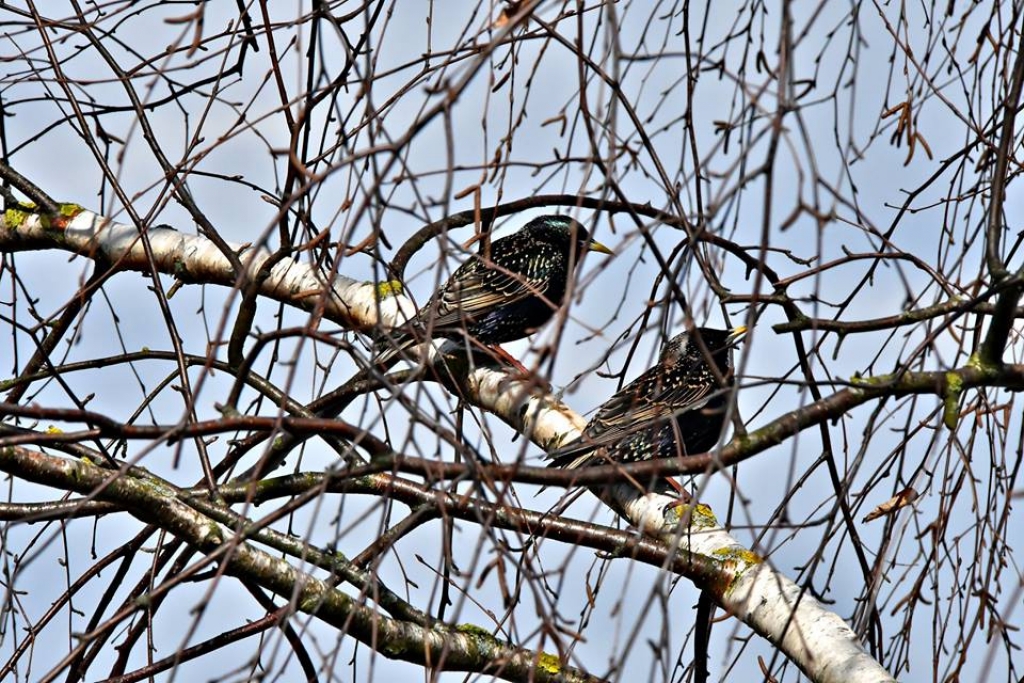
[522, 215, 613, 256]
[662, 325, 748, 372]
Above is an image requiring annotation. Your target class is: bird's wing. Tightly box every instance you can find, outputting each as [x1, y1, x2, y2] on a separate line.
[546, 372, 724, 469]
[429, 261, 544, 329]
[588, 372, 720, 440]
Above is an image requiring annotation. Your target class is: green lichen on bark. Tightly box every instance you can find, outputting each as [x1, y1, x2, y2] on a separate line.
[454, 622, 492, 638]
[38, 203, 85, 230]
[536, 651, 562, 674]
[690, 502, 718, 527]
[667, 501, 718, 528]
[4, 202, 84, 232]
[172, 256, 192, 281]
[712, 545, 762, 567]
[4, 205, 33, 229]
[943, 372, 964, 430]
[710, 545, 764, 596]
[374, 280, 404, 299]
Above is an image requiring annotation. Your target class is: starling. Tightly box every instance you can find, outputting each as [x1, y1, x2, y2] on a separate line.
[547, 326, 747, 476]
[377, 215, 612, 365]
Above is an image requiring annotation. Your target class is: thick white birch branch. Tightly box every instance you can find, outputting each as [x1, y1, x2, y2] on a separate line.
[603, 489, 894, 683]
[0, 206, 895, 682]
[0, 204, 413, 330]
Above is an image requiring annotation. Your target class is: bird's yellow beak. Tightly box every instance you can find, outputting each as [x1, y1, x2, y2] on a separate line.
[587, 239, 613, 255]
[727, 325, 749, 344]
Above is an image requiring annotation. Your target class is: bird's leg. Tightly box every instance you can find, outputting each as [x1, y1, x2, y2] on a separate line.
[662, 477, 693, 506]
[485, 343, 529, 374]
[464, 336, 530, 374]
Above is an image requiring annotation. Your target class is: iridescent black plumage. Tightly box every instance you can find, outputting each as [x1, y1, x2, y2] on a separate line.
[547, 326, 746, 471]
[377, 215, 611, 363]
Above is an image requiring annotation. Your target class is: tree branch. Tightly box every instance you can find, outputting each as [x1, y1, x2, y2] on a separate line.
[1, 205, 897, 681]
[0, 445, 600, 683]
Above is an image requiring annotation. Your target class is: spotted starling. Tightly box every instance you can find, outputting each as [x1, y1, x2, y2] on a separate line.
[377, 215, 612, 364]
[547, 326, 747, 473]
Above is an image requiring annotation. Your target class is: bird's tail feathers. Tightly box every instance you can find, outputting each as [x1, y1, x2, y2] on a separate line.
[545, 438, 600, 470]
[371, 328, 419, 369]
